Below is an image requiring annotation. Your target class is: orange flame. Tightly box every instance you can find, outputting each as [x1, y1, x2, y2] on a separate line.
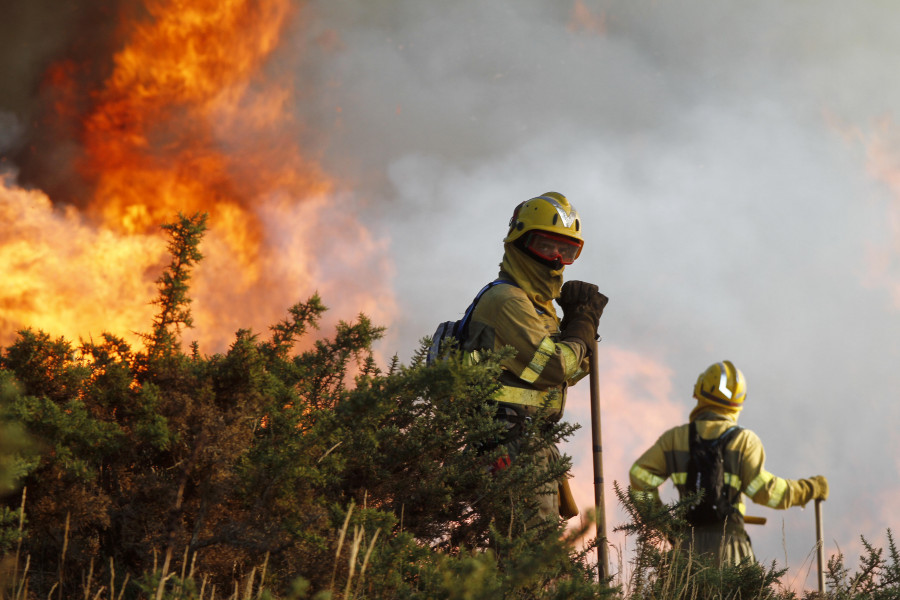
[80, 0, 321, 234]
[0, 176, 164, 345]
[1, 0, 396, 351]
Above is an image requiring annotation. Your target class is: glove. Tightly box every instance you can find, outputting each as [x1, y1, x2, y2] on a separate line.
[558, 281, 608, 349]
[559, 280, 605, 316]
[806, 475, 829, 501]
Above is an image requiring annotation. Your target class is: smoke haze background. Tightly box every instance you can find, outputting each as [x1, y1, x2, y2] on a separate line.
[300, 1, 899, 588]
[3, 0, 900, 591]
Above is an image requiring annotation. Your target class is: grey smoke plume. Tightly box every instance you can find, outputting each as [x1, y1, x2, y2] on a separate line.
[292, 1, 900, 588]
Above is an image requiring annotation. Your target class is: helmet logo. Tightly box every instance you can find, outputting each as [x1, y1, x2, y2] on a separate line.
[537, 194, 577, 228]
[715, 362, 733, 399]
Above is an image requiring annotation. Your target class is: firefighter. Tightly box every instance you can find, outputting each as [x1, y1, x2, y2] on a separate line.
[629, 360, 829, 565]
[462, 191, 608, 524]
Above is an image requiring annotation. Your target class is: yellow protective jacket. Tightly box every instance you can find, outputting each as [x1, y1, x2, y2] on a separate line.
[629, 413, 820, 518]
[463, 280, 588, 420]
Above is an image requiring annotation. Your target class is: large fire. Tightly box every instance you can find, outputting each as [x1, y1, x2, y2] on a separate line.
[0, 0, 395, 352]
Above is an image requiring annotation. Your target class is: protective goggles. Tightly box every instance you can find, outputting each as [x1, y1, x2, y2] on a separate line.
[523, 230, 584, 265]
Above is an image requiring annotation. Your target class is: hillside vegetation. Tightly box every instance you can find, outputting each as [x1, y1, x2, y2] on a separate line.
[0, 213, 896, 599]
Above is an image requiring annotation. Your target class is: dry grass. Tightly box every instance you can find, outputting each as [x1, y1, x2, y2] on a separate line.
[2, 496, 385, 600]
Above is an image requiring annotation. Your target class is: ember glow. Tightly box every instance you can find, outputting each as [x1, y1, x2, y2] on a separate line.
[0, 0, 395, 351]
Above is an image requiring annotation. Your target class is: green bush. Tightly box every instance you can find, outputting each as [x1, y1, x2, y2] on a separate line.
[0, 213, 605, 599]
[1, 213, 896, 599]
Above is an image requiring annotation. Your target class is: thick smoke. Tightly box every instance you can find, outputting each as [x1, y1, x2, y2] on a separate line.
[3, 0, 899, 590]
[287, 0, 900, 589]
[0, 0, 132, 203]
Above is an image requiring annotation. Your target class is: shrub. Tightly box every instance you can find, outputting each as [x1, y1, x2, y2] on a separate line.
[0, 213, 606, 599]
[2, 213, 896, 599]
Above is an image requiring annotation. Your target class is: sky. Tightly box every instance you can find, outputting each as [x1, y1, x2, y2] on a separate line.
[2, 0, 900, 593]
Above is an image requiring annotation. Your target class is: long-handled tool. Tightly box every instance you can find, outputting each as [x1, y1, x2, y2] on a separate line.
[589, 337, 608, 582]
[816, 499, 826, 595]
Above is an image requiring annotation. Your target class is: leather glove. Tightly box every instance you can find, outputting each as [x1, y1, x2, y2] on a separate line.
[806, 475, 829, 501]
[559, 280, 604, 316]
[558, 281, 608, 349]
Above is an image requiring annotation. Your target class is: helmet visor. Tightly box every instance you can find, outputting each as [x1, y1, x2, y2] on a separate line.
[524, 231, 584, 265]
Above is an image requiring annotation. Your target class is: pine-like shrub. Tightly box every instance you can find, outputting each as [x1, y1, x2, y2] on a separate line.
[0, 213, 606, 599]
[2, 213, 897, 600]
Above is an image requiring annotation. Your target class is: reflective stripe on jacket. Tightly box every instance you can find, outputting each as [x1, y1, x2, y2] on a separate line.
[629, 414, 818, 514]
[463, 282, 587, 418]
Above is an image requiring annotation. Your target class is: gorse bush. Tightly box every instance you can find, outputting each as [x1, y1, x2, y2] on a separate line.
[823, 530, 900, 600]
[0, 213, 605, 599]
[614, 483, 789, 600]
[0, 212, 897, 599]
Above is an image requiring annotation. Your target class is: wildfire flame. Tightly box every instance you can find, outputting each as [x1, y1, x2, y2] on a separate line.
[1, 0, 395, 351]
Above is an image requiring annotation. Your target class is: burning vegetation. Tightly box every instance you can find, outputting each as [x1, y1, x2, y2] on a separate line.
[1, 0, 393, 354]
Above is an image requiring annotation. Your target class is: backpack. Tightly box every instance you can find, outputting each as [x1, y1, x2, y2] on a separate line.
[426, 279, 513, 366]
[684, 421, 743, 526]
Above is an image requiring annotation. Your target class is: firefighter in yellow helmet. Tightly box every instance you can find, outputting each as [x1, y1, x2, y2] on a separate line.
[629, 360, 829, 565]
[462, 192, 608, 524]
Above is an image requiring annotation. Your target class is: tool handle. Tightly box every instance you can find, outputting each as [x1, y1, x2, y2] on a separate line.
[589, 337, 608, 582]
[743, 515, 767, 525]
[815, 498, 825, 594]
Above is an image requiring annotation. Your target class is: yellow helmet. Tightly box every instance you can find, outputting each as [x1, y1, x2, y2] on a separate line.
[693, 361, 747, 409]
[504, 192, 583, 245]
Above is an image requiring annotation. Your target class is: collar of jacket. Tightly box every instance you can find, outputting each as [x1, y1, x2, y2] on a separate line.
[689, 408, 739, 424]
[499, 243, 562, 321]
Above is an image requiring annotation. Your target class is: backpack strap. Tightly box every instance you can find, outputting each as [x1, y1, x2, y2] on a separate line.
[719, 425, 742, 445]
[427, 279, 518, 365]
[455, 278, 517, 340]
[689, 423, 742, 451]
